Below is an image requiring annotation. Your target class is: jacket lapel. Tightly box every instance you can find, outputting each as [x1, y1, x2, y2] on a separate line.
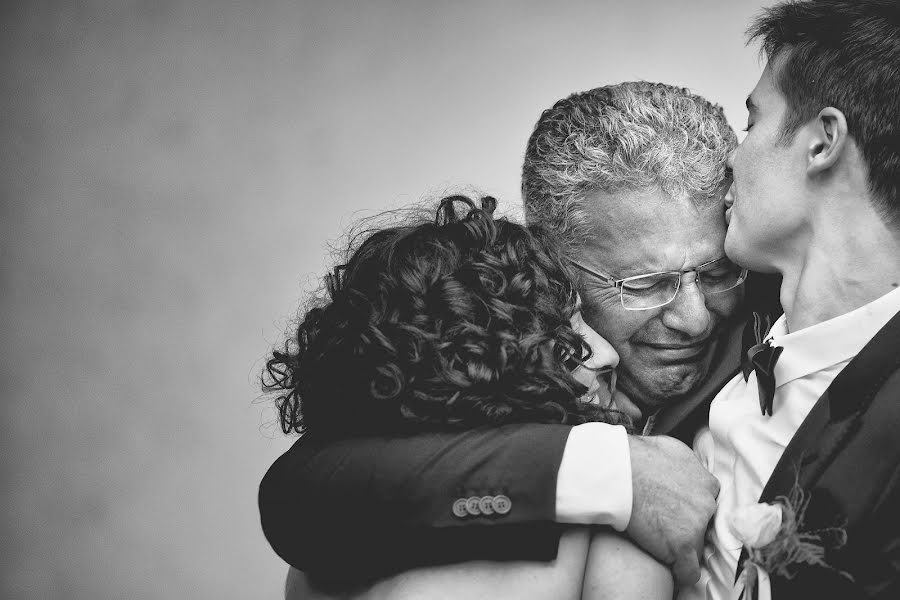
[735, 308, 900, 583]
[758, 307, 900, 503]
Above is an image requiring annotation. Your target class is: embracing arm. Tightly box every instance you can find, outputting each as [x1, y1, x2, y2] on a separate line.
[259, 424, 573, 581]
[260, 424, 717, 585]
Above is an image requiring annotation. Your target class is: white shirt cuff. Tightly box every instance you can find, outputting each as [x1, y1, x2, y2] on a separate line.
[555, 422, 633, 530]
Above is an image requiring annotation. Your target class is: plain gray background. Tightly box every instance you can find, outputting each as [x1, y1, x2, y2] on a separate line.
[3, 0, 772, 597]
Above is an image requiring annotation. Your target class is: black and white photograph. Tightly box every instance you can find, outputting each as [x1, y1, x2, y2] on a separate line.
[3, 1, 899, 598]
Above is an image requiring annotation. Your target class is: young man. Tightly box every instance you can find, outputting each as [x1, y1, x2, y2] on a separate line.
[685, 1, 900, 597]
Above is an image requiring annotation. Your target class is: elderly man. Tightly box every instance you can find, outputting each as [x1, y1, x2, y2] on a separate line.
[521, 83, 758, 428]
[260, 82, 774, 586]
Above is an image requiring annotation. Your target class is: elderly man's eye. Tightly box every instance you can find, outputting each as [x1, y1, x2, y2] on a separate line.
[622, 277, 671, 294]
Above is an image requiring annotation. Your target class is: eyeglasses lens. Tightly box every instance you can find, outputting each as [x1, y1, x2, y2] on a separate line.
[619, 262, 746, 310]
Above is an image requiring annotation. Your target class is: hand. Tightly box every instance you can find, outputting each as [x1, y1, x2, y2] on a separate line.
[625, 435, 719, 586]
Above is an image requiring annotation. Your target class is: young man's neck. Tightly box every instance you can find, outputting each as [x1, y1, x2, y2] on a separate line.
[778, 200, 900, 333]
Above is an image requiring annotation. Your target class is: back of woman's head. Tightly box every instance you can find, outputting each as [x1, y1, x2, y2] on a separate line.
[265, 195, 619, 438]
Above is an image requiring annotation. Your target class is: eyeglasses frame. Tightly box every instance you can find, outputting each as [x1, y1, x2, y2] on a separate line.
[567, 256, 748, 311]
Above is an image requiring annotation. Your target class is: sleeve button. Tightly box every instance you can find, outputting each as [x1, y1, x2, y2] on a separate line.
[478, 495, 495, 515]
[452, 498, 469, 518]
[491, 494, 512, 515]
[465, 496, 482, 516]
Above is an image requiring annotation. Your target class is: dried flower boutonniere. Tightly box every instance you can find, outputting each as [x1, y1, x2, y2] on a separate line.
[730, 483, 851, 600]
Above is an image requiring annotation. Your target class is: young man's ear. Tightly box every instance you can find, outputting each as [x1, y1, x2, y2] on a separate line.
[807, 107, 848, 175]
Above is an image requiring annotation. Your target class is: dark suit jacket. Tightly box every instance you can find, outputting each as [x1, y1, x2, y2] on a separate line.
[258, 273, 781, 584]
[740, 307, 900, 599]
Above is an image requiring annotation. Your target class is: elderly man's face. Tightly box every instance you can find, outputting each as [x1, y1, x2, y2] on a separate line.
[575, 187, 742, 412]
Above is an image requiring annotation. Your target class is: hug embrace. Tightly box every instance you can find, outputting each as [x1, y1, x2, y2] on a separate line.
[260, 1, 900, 598]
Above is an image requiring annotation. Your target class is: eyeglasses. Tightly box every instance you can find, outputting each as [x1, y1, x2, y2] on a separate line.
[568, 256, 748, 311]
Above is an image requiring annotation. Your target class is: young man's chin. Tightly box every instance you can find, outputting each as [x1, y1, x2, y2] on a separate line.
[725, 235, 778, 275]
[724, 232, 755, 273]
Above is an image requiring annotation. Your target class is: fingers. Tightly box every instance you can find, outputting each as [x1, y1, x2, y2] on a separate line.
[671, 552, 701, 586]
[625, 434, 718, 587]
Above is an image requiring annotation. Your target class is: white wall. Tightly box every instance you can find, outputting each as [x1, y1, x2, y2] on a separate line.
[2, 1, 769, 597]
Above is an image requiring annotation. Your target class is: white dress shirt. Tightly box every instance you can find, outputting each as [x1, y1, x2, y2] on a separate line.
[556, 422, 632, 530]
[681, 285, 900, 600]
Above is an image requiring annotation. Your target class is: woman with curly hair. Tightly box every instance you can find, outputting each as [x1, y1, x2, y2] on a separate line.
[263, 195, 671, 599]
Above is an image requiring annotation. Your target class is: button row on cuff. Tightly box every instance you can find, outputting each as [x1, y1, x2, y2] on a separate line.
[452, 494, 512, 518]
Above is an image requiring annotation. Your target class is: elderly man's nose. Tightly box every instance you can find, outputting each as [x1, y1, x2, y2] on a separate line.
[660, 281, 710, 337]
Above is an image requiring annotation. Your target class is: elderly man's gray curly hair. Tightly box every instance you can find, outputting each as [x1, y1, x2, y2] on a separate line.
[522, 82, 737, 251]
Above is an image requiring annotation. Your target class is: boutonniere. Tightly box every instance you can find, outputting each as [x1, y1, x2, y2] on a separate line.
[730, 483, 851, 600]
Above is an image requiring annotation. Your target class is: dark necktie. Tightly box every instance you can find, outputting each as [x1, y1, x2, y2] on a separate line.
[741, 312, 783, 416]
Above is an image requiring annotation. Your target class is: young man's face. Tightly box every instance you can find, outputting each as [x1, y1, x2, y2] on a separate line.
[725, 58, 808, 273]
[574, 187, 743, 412]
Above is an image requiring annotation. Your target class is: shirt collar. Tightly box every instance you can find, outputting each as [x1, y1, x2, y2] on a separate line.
[767, 285, 900, 387]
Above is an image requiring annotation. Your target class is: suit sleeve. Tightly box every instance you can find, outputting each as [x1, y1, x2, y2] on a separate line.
[258, 424, 572, 582]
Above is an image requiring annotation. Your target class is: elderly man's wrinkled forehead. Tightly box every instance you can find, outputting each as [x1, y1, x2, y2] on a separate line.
[594, 187, 722, 229]
[580, 183, 725, 235]
[570, 183, 729, 254]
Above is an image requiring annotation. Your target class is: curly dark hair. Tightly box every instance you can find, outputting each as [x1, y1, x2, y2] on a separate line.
[264, 195, 630, 438]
